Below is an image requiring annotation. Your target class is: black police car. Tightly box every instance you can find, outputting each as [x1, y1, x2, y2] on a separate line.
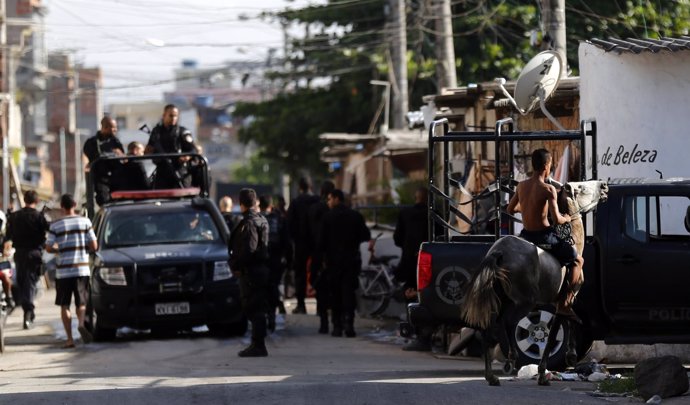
[88, 190, 245, 340]
[85, 154, 245, 340]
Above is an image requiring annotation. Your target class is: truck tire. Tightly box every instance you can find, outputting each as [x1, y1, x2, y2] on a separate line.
[92, 313, 117, 342]
[86, 295, 117, 341]
[356, 269, 390, 317]
[508, 307, 573, 371]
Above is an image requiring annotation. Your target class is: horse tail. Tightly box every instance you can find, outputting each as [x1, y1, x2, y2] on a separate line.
[461, 250, 511, 330]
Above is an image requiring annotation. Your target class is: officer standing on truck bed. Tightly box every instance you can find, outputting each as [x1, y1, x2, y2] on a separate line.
[83, 116, 125, 205]
[145, 104, 197, 189]
[229, 188, 271, 357]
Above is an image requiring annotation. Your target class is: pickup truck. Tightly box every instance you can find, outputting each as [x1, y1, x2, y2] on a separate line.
[84, 154, 245, 340]
[404, 118, 690, 369]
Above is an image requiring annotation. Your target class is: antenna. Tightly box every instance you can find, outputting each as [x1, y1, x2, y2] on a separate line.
[496, 50, 565, 130]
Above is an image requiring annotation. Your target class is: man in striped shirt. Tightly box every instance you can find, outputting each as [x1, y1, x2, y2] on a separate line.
[46, 194, 98, 348]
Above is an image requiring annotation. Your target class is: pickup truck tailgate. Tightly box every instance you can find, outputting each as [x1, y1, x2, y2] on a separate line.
[409, 240, 493, 328]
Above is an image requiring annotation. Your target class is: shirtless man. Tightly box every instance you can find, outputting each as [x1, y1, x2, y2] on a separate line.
[507, 148, 583, 317]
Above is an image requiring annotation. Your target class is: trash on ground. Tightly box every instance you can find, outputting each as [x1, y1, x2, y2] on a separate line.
[514, 359, 619, 382]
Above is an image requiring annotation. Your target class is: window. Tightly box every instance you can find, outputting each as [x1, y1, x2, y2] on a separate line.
[651, 196, 690, 237]
[623, 196, 647, 243]
[104, 208, 220, 248]
[623, 195, 690, 242]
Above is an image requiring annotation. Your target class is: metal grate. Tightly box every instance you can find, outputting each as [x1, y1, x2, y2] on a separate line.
[137, 263, 205, 295]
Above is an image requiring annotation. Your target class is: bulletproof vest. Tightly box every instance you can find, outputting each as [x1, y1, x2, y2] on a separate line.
[266, 213, 282, 246]
[246, 214, 269, 264]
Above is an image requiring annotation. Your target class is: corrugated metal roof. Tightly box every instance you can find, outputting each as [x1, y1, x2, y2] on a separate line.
[587, 36, 690, 54]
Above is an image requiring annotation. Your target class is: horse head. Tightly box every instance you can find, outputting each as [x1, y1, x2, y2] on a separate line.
[563, 180, 608, 216]
[555, 180, 608, 255]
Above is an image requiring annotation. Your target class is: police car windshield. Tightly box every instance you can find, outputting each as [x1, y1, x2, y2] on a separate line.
[103, 208, 220, 248]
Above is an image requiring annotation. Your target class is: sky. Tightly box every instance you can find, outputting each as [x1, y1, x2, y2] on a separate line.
[43, 0, 318, 105]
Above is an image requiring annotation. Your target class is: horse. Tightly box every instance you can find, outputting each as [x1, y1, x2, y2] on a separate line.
[461, 179, 608, 386]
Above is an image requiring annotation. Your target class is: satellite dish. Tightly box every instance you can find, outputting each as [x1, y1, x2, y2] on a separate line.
[496, 50, 566, 130]
[514, 51, 562, 113]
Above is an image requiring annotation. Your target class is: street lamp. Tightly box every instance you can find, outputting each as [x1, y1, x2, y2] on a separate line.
[369, 80, 390, 135]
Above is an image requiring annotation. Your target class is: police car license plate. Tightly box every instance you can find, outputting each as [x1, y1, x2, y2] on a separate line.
[155, 302, 190, 315]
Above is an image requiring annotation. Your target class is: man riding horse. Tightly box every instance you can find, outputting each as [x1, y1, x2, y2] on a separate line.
[507, 148, 583, 318]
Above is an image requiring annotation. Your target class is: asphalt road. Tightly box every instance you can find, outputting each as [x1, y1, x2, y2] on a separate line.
[0, 287, 686, 405]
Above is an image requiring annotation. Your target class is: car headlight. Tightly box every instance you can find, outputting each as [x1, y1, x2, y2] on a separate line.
[98, 267, 127, 286]
[213, 261, 232, 281]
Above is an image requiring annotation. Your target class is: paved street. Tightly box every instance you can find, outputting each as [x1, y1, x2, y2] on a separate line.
[0, 286, 686, 404]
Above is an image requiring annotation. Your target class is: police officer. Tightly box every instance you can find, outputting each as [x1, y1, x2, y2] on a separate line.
[83, 116, 125, 205]
[307, 180, 335, 334]
[394, 186, 433, 351]
[259, 195, 288, 333]
[286, 177, 319, 314]
[3, 190, 49, 329]
[145, 104, 197, 189]
[229, 188, 270, 357]
[316, 189, 371, 337]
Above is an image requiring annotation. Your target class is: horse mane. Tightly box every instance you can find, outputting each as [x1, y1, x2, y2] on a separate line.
[462, 250, 511, 330]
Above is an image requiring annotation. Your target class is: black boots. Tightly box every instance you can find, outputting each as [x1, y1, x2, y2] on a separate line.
[332, 315, 356, 338]
[238, 341, 268, 357]
[344, 315, 356, 338]
[331, 317, 343, 337]
[23, 310, 35, 330]
[318, 313, 329, 334]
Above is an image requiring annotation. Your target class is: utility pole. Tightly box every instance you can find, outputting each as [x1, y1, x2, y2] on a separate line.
[1, 0, 8, 211]
[389, 0, 408, 129]
[72, 69, 81, 197]
[541, 0, 567, 77]
[60, 127, 66, 194]
[434, 0, 457, 89]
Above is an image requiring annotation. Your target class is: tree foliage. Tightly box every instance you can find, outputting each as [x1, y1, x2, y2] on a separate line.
[234, 0, 690, 185]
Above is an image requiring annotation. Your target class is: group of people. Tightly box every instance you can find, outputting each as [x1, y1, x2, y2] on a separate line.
[1, 191, 97, 348]
[1, 141, 582, 357]
[85, 104, 203, 205]
[286, 178, 373, 338]
[224, 179, 373, 357]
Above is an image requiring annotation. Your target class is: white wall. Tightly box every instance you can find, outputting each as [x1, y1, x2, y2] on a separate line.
[579, 42, 690, 180]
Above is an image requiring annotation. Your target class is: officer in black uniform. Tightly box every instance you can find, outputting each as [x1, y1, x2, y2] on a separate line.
[229, 188, 270, 357]
[307, 180, 335, 334]
[145, 104, 197, 189]
[394, 186, 434, 351]
[83, 116, 125, 205]
[3, 190, 49, 329]
[316, 189, 371, 338]
[286, 177, 319, 314]
[259, 195, 289, 333]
